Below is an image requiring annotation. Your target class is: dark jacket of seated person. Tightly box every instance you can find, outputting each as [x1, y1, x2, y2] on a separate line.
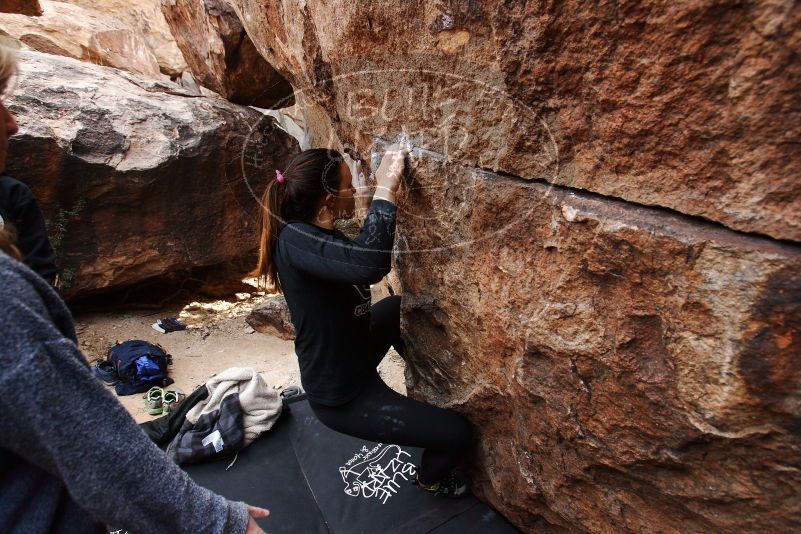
[0, 173, 57, 284]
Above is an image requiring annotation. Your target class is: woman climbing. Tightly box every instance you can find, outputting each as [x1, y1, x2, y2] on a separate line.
[253, 145, 472, 496]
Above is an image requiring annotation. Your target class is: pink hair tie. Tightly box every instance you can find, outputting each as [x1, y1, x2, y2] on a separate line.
[275, 169, 285, 184]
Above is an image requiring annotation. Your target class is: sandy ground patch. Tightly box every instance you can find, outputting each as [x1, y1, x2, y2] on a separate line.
[74, 277, 406, 423]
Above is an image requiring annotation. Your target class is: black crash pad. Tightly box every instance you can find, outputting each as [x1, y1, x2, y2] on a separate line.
[184, 396, 519, 533]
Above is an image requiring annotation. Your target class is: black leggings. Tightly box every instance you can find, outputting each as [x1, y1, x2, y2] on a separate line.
[308, 295, 472, 484]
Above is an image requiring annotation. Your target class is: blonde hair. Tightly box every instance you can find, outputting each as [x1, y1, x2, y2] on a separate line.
[0, 44, 20, 257]
[0, 44, 17, 97]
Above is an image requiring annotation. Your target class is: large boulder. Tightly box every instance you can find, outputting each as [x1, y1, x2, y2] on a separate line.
[246, 295, 295, 340]
[0, 0, 41, 16]
[171, 1, 799, 530]
[160, 0, 293, 108]
[0, 0, 162, 77]
[5, 50, 299, 298]
[61, 0, 188, 77]
[392, 145, 801, 532]
[230, 0, 800, 241]
[225, 0, 799, 527]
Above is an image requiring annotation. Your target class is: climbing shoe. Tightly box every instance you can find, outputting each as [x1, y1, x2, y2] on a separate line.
[92, 361, 119, 386]
[151, 316, 187, 334]
[163, 317, 187, 331]
[162, 389, 185, 415]
[414, 471, 469, 498]
[280, 385, 301, 399]
[143, 386, 164, 415]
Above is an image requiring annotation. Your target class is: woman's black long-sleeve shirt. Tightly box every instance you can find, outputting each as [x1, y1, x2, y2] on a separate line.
[274, 198, 397, 406]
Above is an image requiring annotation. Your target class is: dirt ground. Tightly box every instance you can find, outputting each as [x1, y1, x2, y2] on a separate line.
[74, 276, 406, 423]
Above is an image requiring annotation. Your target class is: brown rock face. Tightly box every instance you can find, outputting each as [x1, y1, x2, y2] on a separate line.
[231, 0, 800, 241]
[197, 1, 800, 530]
[392, 146, 801, 532]
[246, 295, 295, 340]
[0, 0, 41, 16]
[5, 50, 298, 298]
[160, 0, 293, 108]
[0, 0, 162, 77]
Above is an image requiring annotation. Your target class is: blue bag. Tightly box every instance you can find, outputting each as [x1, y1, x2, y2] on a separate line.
[107, 340, 173, 396]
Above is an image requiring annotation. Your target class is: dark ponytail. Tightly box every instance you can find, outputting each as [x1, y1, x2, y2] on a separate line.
[252, 148, 344, 293]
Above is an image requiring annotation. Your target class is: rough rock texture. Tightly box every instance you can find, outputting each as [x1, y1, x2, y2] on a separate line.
[62, 0, 188, 77]
[0, 0, 41, 16]
[231, 0, 800, 241]
[391, 146, 801, 533]
[0, 0, 162, 77]
[152, 1, 801, 531]
[160, 0, 293, 108]
[5, 50, 298, 298]
[246, 295, 295, 340]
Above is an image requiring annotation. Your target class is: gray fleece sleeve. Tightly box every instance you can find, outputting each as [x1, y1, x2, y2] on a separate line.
[0, 266, 249, 534]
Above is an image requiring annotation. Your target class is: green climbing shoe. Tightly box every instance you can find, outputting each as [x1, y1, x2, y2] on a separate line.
[143, 386, 164, 416]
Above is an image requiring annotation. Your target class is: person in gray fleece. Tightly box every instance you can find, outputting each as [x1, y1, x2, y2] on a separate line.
[0, 44, 267, 534]
[0, 247, 269, 533]
[0, 251, 267, 534]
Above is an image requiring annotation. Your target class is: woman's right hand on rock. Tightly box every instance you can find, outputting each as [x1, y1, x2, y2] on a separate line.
[374, 143, 410, 201]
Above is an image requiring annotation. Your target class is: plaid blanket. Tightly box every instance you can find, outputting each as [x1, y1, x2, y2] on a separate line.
[167, 394, 244, 464]
[166, 368, 282, 464]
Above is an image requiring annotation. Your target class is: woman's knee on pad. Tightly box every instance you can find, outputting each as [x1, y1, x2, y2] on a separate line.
[450, 411, 473, 451]
[371, 295, 401, 326]
[369, 295, 402, 348]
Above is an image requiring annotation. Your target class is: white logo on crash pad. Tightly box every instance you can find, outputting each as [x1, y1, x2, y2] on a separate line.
[339, 443, 417, 504]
